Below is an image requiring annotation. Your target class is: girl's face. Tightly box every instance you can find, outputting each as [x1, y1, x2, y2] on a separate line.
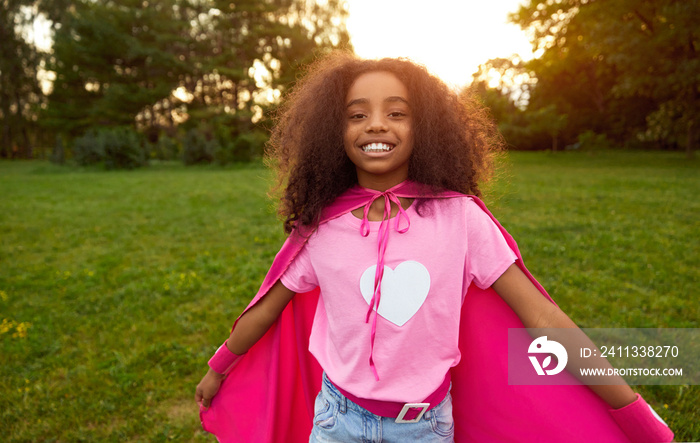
[343, 71, 414, 190]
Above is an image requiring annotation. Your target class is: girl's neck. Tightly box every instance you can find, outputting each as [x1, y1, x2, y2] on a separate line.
[356, 172, 408, 192]
[351, 197, 413, 221]
[352, 171, 412, 220]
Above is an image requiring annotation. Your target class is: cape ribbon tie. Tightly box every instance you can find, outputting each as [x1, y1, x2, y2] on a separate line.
[359, 190, 411, 380]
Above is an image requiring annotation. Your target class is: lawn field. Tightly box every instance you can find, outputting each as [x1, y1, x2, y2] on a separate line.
[1, 151, 698, 441]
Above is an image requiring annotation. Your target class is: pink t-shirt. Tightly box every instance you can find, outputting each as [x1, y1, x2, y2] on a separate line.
[280, 197, 516, 402]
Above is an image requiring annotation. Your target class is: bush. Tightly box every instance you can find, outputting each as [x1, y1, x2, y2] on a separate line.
[214, 132, 267, 165]
[148, 135, 181, 161]
[50, 136, 66, 165]
[72, 127, 146, 169]
[101, 127, 146, 169]
[212, 140, 235, 165]
[182, 129, 216, 165]
[159, 135, 180, 160]
[73, 130, 104, 166]
[638, 102, 686, 150]
[575, 130, 613, 151]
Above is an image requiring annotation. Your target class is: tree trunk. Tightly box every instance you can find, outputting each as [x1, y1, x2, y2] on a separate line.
[22, 126, 33, 159]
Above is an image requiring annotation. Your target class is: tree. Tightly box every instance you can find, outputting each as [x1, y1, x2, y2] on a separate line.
[43, 0, 352, 153]
[44, 0, 190, 137]
[0, 1, 43, 158]
[0, 0, 75, 158]
[510, 0, 699, 155]
[471, 57, 574, 151]
[172, 0, 351, 140]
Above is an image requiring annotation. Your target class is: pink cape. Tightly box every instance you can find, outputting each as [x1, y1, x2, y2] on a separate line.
[200, 182, 632, 442]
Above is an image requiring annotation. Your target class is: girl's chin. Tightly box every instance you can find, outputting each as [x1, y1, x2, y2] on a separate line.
[360, 150, 395, 158]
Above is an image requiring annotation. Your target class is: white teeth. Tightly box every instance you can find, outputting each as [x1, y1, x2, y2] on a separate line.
[362, 143, 393, 152]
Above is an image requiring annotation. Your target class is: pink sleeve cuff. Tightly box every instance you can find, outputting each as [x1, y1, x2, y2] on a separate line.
[208, 340, 243, 375]
[609, 394, 674, 443]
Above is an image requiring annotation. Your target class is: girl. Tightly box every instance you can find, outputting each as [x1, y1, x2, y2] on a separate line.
[195, 53, 674, 442]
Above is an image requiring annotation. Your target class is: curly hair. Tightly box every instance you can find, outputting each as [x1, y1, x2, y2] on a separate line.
[266, 51, 503, 233]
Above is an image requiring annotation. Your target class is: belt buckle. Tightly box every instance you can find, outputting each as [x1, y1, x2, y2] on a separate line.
[395, 402, 430, 423]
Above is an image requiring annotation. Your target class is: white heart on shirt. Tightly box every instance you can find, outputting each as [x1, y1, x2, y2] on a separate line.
[359, 260, 431, 327]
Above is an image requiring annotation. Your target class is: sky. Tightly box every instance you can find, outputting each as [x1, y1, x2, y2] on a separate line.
[345, 0, 534, 88]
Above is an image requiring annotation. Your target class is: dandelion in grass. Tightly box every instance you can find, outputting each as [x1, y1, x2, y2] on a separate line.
[1, 318, 12, 334]
[1, 319, 31, 339]
[13, 322, 31, 339]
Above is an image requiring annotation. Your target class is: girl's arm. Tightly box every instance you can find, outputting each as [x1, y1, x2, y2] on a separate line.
[195, 280, 295, 408]
[225, 279, 296, 354]
[491, 263, 638, 409]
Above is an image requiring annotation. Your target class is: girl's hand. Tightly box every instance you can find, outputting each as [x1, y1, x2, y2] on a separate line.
[195, 368, 226, 409]
[195, 280, 294, 410]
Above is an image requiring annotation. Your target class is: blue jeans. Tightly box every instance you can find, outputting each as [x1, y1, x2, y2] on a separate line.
[309, 373, 455, 443]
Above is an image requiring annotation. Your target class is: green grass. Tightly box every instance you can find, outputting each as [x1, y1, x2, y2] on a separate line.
[1, 151, 698, 441]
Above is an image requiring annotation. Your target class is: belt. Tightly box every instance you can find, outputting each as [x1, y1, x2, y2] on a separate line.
[327, 372, 451, 424]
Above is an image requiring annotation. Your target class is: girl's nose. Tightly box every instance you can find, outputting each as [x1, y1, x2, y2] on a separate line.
[366, 114, 388, 132]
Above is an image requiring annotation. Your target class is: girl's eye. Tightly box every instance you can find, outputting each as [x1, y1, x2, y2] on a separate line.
[389, 111, 406, 117]
[349, 113, 366, 119]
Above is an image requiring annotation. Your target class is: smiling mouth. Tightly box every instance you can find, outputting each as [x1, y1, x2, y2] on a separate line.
[361, 142, 395, 153]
